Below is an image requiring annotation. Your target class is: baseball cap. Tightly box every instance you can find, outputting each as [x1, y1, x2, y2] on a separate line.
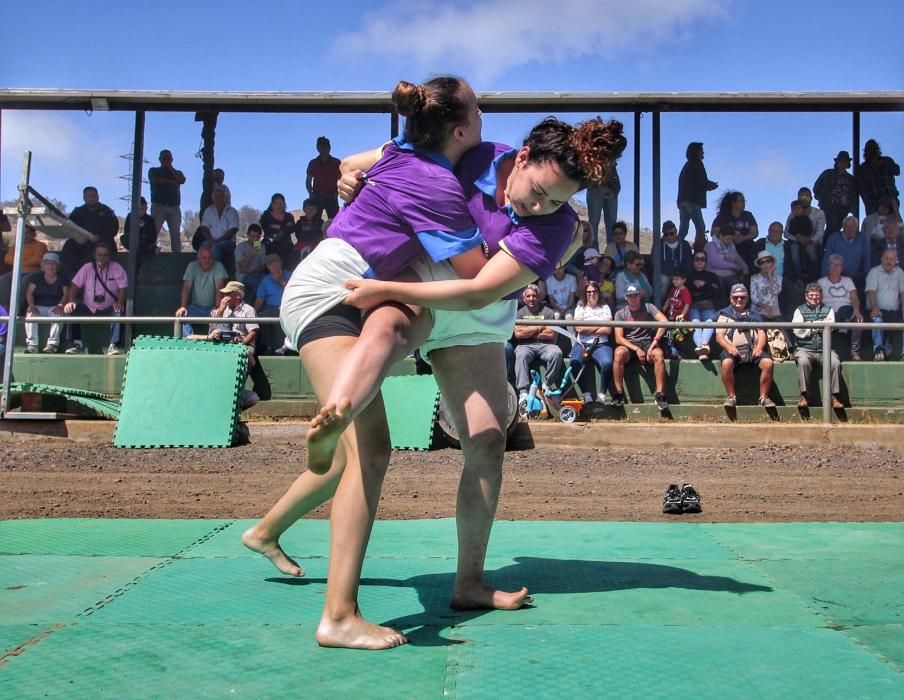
[624, 284, 643, 298]
[42, 252, 60, 264]
[219, 281, 245, 294]
[729, 283, 748, 296]
[583, 248, 601, 262]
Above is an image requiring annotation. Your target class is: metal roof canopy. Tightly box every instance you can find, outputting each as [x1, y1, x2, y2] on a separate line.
[0, 89, 903, 113]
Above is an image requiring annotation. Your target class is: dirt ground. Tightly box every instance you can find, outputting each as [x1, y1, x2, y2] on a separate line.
[1, 440, 902, 522]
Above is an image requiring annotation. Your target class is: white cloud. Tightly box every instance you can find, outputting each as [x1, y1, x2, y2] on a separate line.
[749, 151, 795, 187]
[333, 0, 731, 82]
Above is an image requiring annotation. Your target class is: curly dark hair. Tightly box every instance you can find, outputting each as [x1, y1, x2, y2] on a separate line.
[523, 117, 626, 190]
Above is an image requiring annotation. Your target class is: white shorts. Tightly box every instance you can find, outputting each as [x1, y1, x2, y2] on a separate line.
[409, 256, 517, 359]
[280, 238, 370, 350]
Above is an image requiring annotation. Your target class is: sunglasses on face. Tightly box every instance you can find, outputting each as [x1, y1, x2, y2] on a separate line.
[694, 257, 706, 261]
[730, 295, 747, 301]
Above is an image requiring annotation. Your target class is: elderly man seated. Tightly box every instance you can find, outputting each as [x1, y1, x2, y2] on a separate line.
[610, 283, 670, 410]
[176, 244, 228, 337]
[513, 283, 564, 408]
[792, 284, 845, 409]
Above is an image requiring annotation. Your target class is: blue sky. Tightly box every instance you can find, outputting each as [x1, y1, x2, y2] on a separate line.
[2, 0, 902, 240]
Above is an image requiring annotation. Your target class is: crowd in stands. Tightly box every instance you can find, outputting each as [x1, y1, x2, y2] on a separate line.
[1, 135, 901, 412]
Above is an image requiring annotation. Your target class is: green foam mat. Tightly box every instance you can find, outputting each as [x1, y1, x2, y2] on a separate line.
[113, 337, 247, 448]
[382, 374, 441, 450]
[8, 382, 121, 419]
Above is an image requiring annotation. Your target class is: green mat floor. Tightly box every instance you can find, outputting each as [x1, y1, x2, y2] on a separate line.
[1, 519, 902, 698]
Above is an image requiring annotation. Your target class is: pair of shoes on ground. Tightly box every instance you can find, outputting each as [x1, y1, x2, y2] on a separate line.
[582, 392, 610, 405]
[663, 483, 702, 514]
[62, 342, 121, 356]
[874, 349, 886, 361]
[607, 390, 668, 410]
[724, 394, 774, 408]
[694, 345, 710, 361]
[798, 395, 845, 409]
[27, 345, 58, 354]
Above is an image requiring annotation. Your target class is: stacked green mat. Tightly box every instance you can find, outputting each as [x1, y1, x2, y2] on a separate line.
[381, 374, 442, 450]
[113, 336, 248, 449]
[7, 383, 121, 419]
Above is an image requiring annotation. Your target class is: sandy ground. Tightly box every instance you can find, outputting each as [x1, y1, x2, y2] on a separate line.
[1, 441, 902, 522]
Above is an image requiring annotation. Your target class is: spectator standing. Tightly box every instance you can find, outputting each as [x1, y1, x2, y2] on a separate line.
[175, 245, 228, 338]
[610, 284, 669, 410]
[197, 186, 239, 264]
[818, 255, 864, 360]
[686, 249, 722, 359]
[63, 242, 127, 356]
[513, 284, 565, 406]
[858, 139, 900, 217]
[712, 191, 759, 270]
[147, 149, 186, 253]
[677, 141, 718, 249]
[791, 284, 845, 409]
[306, 136, 341, 219]
[658, 219, 693, 301]
[865, 248, 904, 361]
[120, 197, 158, 264]
[821, 215, 870, 288]
[872, 218, 902, 269]
[69, 186, 119, 253]
[260, 193, 296, 265]
[614, 250, 653, 310]
[235, 224, 267, 301]
[24, 252, 68, 353]
[254, 254, 291, 354]
[543, 264, 578, 317]
[586, 161, 620, 247]
[569, 281, 613, 404]
[714, 283, 776, 408]
[704, 224, 748, 305]
[602, 221, 637, 271]
[784, 187, 827, 247]
[212, 169, 232, 206]
[813, 150, 856, 235]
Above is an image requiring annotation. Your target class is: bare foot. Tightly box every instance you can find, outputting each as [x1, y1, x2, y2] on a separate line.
[241, 527, 304, 577]
[450, 584, 532, 611]
[316, 612, 408, 650]
[306, 399, 352, 475]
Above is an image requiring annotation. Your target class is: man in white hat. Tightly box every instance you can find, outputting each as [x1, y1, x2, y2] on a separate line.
[24, 251, 68, 353]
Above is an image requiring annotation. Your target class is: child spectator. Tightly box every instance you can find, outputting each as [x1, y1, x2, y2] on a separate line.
[664, 269, 691, 358]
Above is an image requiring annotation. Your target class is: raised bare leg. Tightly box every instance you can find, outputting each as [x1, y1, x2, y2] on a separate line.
[431, 343, 531, 611]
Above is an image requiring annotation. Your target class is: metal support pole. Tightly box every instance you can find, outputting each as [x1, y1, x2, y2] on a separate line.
[633, 111, 641, 247]
[852, 111, 861, 221]
[651, 111, 662, 304]
[124, 110, 145, 347]
[1, 151, 32, 417]
[390, 109, 399, 139]
[821, 322, 833, 424]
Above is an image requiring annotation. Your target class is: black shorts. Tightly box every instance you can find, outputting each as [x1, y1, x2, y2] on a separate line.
[624, 338, 654, 362]
[295, 303, 362, 349]
[719, 349, 769, 366]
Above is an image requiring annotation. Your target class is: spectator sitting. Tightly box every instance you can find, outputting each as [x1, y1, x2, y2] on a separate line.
[872, 218, 902, 269]
[785, 214, 820, 286]
[565, 221, 594, 279]
[610, 284, 669, 410]
[513, 284, 565, 408]
[24, 252, 68, 353]
[858, 139, 900, 218]
[602, 220, 637, 271]
[785, 187, 827, 247]
[614, 250, 653, 310]
[209, 281, 271, 406]
[664, 269, 692, 358]
[63, 242, 127, 356]
[754, 221, 789, 278]
[750, 251, 784, 322]
[69, 186, 119, 254]
[581, 247, 602, 285]
[714, 283, 776, 408]
[544, 263, 578, 318]
[254, 254, 290, 354]
[569, 281, 613, 404]
[306, 136, 341, 220]
[861, 195, 897, 241]
[196, 185, 239, 265]
[293, 198, 325, 267]
[813, 150, 856, 236]
[704, 223, 748, 305]
[176, 244, 228, 338]
[235, 224, 267, 301]
[598, 254, 617, 308]
[818, 254, 865, 360]
[5, 224, 48, 274]
[659, 219, 693, 302]
[686, 249, 722, 360]
[677, 141, 718, 249]
[792, 284, 845, 409]
[712, 190, 759, 270]
[148, 149, 186, 253]
[120, 196, 159, 265]
[865, 248, 904, 361]
[260, 193, 296, 265]
[821, 215, 870, 289]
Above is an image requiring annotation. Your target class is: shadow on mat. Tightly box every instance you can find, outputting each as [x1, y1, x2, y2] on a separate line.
[270, 556, 772, 647]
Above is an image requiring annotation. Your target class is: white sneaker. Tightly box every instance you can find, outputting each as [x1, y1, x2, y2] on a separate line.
[583, 392, 593, 403]
[25, 345, 38, 354]
[273, 346, 288, 356]
[65, 341, 86, 354]
[42, 345, 59, 354]
[241, 389, 260, 410]
[106, 344, 122, 356]
[596, 392, 608, 404]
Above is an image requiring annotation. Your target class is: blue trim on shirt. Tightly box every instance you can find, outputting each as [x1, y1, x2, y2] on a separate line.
[415, 227, 483, 262]
[391, 135, 453, 171]
[474, 148, 520, 224]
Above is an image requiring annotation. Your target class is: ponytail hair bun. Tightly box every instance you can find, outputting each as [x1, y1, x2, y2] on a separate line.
[392, 76, 474, 151]
[393, 80, 427, 118]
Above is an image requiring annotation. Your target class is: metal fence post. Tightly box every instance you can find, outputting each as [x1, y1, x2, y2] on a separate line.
[821, 322, 833, 425]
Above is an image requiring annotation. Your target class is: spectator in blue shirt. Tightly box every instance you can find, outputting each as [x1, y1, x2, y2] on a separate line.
[254, 253, 290, 354]
[821, 215, 871, 288]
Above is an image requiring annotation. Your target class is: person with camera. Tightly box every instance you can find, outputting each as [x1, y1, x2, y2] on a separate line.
[63, 241, 127, 356]
[208, 280, 271, 407]
[714, 283, 775, 408]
